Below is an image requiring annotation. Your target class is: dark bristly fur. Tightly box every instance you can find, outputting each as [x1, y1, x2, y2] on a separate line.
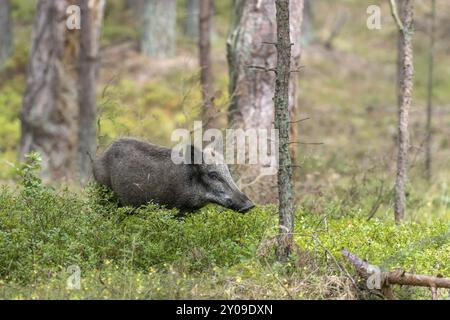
[93, 137, 254, 214]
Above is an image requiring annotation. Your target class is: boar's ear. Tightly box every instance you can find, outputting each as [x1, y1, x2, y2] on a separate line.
[184, 144, 204, 165]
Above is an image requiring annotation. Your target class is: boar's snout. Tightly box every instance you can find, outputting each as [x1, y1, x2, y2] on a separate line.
[238, 200, 255, 213]
[231, 192, 255, 213]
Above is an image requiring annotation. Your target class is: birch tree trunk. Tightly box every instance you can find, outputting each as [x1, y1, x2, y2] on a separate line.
[140, 0, 176, 57]
[227, 0, 303, 204]
[425, 0, 436, 181]
[391, 0, 414, 223]
[77, 0, 105, 183]
[274, 0, 295, 261]
[199, 0, 218, 130]
[20, 0, 79, 182]
[0, 0, 12, 68]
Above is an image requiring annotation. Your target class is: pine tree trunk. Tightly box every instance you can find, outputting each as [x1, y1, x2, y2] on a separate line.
[425, 0, 436, 181]
[392, 0, 414, 223]
[140, 0, 176, 57]
[227, 0, 303, 204]
[77, 0, 105, 184]
[19, 0, 79, 182]
[0, 0, 12, 68]
[199, 0, 217, 130]
[184, 0, 199, 39]
[274, 0, 295, 262]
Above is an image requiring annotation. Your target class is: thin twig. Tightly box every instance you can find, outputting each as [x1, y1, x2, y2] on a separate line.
[289, 141, 324, 145]
[389, 0, 405, 31]
[247, 65, 277, 74]
[290, 117, 310, 124]
[263, 258, 294, 299]
[262, 41, 278, 46]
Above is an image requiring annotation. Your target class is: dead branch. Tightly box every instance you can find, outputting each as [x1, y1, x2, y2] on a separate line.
[290, 117, 310, 124]
[247, 65, 277, 74]
[367, 180, 385, 221]
[389, 0, 405, 31]
[289, 141, 324, 145]
[341, 249, 450, 299]
[289, 66, 305, 73]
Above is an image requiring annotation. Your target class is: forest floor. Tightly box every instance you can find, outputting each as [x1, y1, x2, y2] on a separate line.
[0, 174, 449, 300]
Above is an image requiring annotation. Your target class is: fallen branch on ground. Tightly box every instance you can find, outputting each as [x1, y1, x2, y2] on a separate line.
[341, 249, 450, 300]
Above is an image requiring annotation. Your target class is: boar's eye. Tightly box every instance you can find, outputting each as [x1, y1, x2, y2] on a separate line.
[208, 172, 219, 180]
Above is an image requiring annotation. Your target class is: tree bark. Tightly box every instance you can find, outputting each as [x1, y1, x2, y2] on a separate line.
[274, 0, 295, 261]
[77, 0, 105, 184]
[425, 0, 436, 181]
[199, 0, 217, 130]
[0, 0, 12, 68]
[227, 0, 303, 204]
[140, 0, 176, 57]
[391, 0, 414, 223]
[19, 0, 79, 182]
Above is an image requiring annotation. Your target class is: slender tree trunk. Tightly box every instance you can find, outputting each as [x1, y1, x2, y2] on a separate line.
[0, 0, 12, 68]
[274, 0, 296, 261]
[390, 0, 414, 223]
[140, 0, 176, 57]
[227, 0, 303, 204]
[77, 0, 105, 183]
[185, 0, 200, 39]
[199, 0, 217, 130]
[20, 0, 79, 182]
[425, 0, 436, 181]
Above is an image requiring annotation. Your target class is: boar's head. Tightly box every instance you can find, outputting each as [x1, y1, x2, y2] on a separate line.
[182, 144, 255, 213]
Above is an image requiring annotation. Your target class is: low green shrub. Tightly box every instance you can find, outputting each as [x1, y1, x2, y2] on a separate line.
[0, 155, 448, 299]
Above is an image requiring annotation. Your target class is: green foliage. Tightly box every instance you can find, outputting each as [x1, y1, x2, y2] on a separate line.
[0, 167, 449, 299]
[97, 74, 201, 149]
[10, 0, 35, 24]
[13, 151, 43, 195]
[0, 161, 274, 284]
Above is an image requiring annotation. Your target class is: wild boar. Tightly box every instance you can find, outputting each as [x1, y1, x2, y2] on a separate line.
[93, 137, 255, 214]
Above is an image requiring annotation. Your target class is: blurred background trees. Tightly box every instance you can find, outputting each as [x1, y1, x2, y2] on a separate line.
[19, 0, 79, 181]
[199, 0, 217, 130]
[0, 0, 12, 68]
[227, 0, 303, 204]
[184, 0, 200, 39]
[425, 0, 436, 182]
[19, 0, 105, 182]
[301, 0, 314, 47]
[140, 0, 176, 57]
